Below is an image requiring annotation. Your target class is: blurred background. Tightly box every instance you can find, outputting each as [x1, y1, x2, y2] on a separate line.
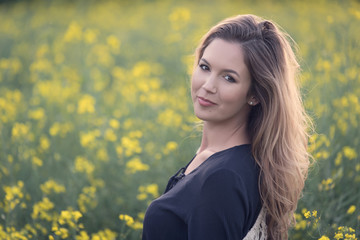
[0, 0, 359, 239]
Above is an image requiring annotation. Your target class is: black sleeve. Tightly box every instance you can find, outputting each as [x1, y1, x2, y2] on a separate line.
[187, 169, 250, 240]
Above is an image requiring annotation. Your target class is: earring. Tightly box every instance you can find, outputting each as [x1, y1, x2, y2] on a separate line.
[249, 101, 253, 105]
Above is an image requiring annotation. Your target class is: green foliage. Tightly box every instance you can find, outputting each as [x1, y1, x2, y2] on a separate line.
[0, 0, 359, 239]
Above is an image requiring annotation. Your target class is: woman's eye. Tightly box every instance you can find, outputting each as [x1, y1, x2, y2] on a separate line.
[224, 75, 236, 83]
[199, 64, 209, 71]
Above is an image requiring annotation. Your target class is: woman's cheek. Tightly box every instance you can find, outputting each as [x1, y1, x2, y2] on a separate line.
[191, 71, 202, 93]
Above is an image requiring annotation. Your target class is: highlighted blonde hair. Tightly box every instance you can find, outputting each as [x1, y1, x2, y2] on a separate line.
[194, 14, 312, 239]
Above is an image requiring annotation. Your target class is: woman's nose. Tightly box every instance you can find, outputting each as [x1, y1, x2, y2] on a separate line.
[202, 75, 217, 93]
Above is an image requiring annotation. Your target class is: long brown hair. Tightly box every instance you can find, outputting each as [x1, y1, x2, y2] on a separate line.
[194, 14, 312, 239]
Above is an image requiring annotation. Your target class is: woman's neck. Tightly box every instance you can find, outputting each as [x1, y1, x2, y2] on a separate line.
[198, 119, 250, 154]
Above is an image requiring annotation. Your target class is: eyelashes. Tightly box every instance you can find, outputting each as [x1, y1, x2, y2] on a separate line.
[224, 75, 236, 83]
[198, 63, 237, 83]
[199, 64, 209, 71]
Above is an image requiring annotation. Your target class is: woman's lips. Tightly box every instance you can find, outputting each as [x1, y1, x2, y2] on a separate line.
[198, 96, 216, 107]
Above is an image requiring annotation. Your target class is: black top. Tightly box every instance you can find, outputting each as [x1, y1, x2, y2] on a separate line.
[142, 144, 262, 240]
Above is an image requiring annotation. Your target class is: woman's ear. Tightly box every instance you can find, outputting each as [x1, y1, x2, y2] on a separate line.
[248, 96, 259, 106]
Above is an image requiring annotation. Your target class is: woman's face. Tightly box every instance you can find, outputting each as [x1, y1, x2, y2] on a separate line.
[191, 38, 253, 125]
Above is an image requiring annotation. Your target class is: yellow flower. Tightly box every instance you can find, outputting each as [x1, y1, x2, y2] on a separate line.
[104, 128, 117, 142]
[30, 59, 53, 73]
[55, 227, 69, 239]
[0, 58, 10, 69]
[32, 197, 55, 221]
[157, 108, 182, 127]
[88, 44, 114, 67]
[3, 181, 24, 212]
[345, 233, 356, 239]
[64, 21, 82, 42]
[121, 136, 142, 156]
[111, 66, 126, 80]
[32, 156, 43, 167]
[74, 156, 95, 176]
[337, 118, 348, 135]
[347, 205, 356, 214]
[116, 145, 123, 157]
[318, 236, 330, 240]
[109, 119, 120, 129]
[132, 61, 152, 77]
[168, 7, 191, 30]
[58, 210, 82, 229]
[334, 232, 343, 240]
[319, 178, 335, 191]
[182, 54, 195, 75]
[137, 183, 159, 200]
[343, 146, 357, 160]
[334, 152, 342, 166]
[314, 150, 330, 160]
[11, 122, 29, 139]
[107, 35, 121, 53]
[138, 212, 145, 220]
[40, 135, 50, 151]
[129, 130, 143, 138]
[96, 148, 109, 162]
[28, 108, 45, 120]
[304, 211, 311, 218]
[40, 179, 66, 195]
[119, 214, 134, 226]
[36, 44, 49, 58]
[130, 221, 143, 230]
[80, 130, 99, 148]
[84, 29, 98, 44]
[163, 141, 178, 155]
[35, 223, 48, 235]
[136, 193, 147, 200]
[312, 210, 317, 218]
[25, 224, 37, 236]
[146, 184, 159, 198]
[76, 231, 90, 240]
[7, 155, 13, 163]
[49, 122, 61, 136]
[125, 157, 149, 174]
[91, 229, 117, 240]
[295, 220, 307, 230]
[77, 95, 96, 114]
[0, 90, 22, 123]
[77, 186, 97, 213]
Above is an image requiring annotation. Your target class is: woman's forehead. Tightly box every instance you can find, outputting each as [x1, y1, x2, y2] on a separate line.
[202, 39, 248, 74]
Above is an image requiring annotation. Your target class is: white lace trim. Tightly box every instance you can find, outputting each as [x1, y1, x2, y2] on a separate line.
[243, 207, 267, 240]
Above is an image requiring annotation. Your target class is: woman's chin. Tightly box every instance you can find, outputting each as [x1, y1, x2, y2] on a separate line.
[194, 112, 216, 122]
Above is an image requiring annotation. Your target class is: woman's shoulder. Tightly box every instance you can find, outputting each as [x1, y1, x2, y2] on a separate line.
[189, 144, 262, 235]
[206, 144, 259, 176]
[195, 144, 260, 197]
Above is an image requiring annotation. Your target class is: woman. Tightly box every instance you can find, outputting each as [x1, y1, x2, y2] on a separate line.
[143, 14, 311, 240]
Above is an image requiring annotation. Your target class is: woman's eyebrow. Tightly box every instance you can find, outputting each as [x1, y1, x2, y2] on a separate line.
[201, 58, 240, 77]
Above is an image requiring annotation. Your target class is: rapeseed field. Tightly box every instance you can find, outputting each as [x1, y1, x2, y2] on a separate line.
[0, 0, 359, 239]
